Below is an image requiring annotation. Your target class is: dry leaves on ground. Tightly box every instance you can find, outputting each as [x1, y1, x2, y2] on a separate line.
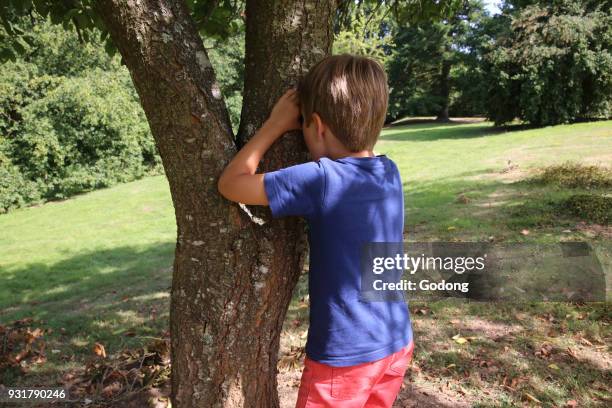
[0, 318, 47, 374]
[61, 338, 171, 406]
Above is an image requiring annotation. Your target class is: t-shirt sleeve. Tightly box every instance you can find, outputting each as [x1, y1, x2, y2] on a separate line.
[263, 160, 326, 219]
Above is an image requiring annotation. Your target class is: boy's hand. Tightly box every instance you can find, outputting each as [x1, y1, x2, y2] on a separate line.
[267, 88, 301, 134]
[217, 88, 301, 206]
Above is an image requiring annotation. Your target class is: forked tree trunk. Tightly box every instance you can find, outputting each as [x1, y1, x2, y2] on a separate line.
[96, 0, 336, 406]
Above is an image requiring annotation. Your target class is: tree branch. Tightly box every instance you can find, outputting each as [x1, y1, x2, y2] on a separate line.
[95, 0, 236, 207]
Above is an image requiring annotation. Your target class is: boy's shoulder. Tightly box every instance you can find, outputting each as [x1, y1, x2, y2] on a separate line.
[316, 155, 401, 195]
[263, 155, 399, 219]
[289, 154, 396, 168]
[317, 154, 399, 175]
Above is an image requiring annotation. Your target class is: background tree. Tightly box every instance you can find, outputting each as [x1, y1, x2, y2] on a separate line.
[332, 0, 395, 65]
[483, 0, 612, 125]
[386, 0, 489, 122]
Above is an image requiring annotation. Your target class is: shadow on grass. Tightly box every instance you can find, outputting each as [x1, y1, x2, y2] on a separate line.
[0, 243, 174, 385]
[386, 118, 486, 128]
[399, 167, 608, 240]
[381, 122, 504, 143]
[402, 176, 516, 239]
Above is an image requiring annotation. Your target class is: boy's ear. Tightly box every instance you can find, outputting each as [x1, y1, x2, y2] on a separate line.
[312, 112, 326, 139]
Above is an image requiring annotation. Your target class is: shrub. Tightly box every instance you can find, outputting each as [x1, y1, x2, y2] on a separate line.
[10, 69, 160, 200]
[561, 194, 611, 225]
[0, 146, 42, 213]
[0, 15, 248, 212]
[0, 16, 164, 211]
[528, 162, 612, 189]
[506, 198, 560, 228]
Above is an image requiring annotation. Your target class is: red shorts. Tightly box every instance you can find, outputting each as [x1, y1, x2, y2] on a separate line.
[295, 341, 414, 408]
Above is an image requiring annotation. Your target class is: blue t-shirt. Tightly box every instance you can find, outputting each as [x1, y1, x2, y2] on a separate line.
[264, 154, 413, 367]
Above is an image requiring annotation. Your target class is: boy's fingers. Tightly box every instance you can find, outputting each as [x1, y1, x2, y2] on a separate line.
[284, 90, 294, 100]
[278, 88, 298, 107]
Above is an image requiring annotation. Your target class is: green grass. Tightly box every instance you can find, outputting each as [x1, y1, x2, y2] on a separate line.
[377, 120, 611, 242]
[0, 176, 176, 384]
[1, 120, 611, 406]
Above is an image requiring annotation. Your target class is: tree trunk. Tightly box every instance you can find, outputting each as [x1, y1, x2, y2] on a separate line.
[96, 0, 335, 407]
[435, 59, 451, 122]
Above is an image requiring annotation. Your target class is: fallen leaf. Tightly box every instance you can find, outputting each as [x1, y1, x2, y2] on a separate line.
[566, 347, 578, 359]
[523, 392, 542, 403]
[277, 347, 305, 372]
[535, 343, 553, 358]
[452, 334, 468, 344]
[26, 328, 43, 344]
[93, 342, 106, 358]
[414, 307, 429, 315]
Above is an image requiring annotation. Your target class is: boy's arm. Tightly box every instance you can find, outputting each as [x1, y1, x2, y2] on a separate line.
[217, 88, 301, 205]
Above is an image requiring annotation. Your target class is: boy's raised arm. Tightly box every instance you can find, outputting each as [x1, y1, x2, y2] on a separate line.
[217, 88, 301, 205]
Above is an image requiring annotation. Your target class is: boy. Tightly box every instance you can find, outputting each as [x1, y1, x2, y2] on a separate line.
[218, 54, 414, 408]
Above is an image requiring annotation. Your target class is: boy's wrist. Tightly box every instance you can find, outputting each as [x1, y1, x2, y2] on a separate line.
[262, 119, 287, 139]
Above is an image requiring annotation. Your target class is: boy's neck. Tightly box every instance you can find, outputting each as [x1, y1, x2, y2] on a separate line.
[318, 127, 377, 160]
[328, 149, 375, 160]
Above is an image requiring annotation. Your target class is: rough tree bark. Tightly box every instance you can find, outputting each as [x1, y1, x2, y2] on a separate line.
[96, 0, 336, 406]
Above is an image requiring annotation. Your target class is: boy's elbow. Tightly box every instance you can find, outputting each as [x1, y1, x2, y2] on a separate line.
[217, 174, 230, 199]
[217, 173, 240, 203]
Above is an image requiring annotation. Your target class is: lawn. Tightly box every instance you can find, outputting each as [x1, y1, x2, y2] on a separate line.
[378, 119, 611, 242]
[0, 176, 176, 389]
[1, 120, 610, 407]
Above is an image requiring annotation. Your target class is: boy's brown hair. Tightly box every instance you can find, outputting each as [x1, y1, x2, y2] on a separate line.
[297, 53, 389, 152]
